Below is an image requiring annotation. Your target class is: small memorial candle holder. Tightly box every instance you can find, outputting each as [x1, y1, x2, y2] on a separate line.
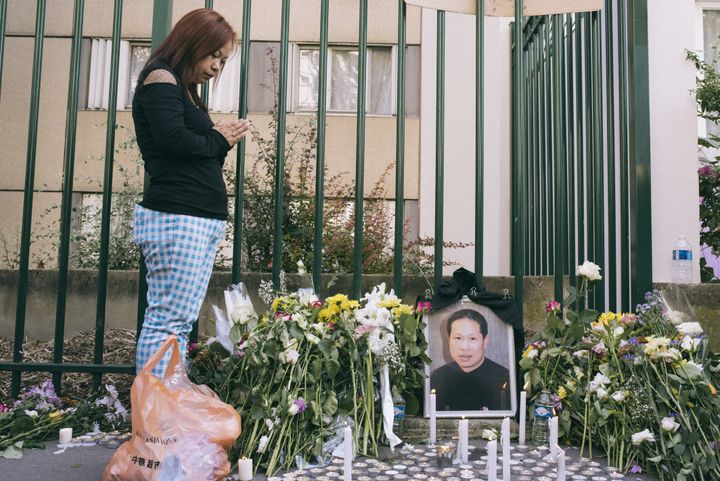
[435, 442, 456, 468]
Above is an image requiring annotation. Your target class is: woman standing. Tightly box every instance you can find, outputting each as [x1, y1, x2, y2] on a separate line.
[132, 8, 249, 376]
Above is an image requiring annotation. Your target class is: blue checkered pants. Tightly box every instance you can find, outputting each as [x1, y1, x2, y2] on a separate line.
[133, 205, 226, 377]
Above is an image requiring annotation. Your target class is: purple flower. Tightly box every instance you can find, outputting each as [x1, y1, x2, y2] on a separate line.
[545, 300, 562, 313]
[16, 380, 62, 410]
[0, 402, 9, 413]
[293, 398, 307, 413]
[698, 164, 716, 177]
[629, 463, 642, 474]
[628, 337, 640, 345]
[709, 441, 716, 450]
[188, 342, 198, 354]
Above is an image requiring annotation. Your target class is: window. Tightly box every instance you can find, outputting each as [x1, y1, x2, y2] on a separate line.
[295, 46, 395, 115]
[702, 7, 720, 137]
[82, 38, 241, 112]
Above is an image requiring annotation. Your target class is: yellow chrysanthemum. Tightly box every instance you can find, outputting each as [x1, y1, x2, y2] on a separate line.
[271, 298, 281, 312]
[48, 411, 62, 419]
[318, 308, 333, 321]
[392, 304, 414, 316]
[558, 386, 568, 399]
[341, 300, 360, 311]
[598, 311, 619, 325]
[327, 294, 349, 306]
[379, 298, 401, 309]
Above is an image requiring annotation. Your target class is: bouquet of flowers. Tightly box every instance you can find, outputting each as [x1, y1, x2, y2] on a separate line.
[189, 282, 430, 475]
[522, 262, 720, 480]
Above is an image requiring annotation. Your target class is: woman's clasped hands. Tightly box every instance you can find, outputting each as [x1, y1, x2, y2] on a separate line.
[213, 118, 250, 146]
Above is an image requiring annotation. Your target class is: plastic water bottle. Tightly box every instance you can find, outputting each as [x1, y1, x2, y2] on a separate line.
[532, 390, 553, 446]
[672, 237, 693, 283]
[392, 392, 406, 438]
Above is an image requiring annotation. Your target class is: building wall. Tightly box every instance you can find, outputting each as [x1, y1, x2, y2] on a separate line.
[419, 10, 513, 277]
[1, 0, 424, 268]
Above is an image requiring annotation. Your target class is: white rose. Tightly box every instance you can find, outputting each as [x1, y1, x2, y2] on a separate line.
[265, 418, 275, 431]
[288, 403, 300, 416]
[24, 409, 39, 418]
[613, 326, 625, 337]
[576, 261, 603, 281]
[659, 348, 682, 362]
[611, 391, 625, 402]
[306, 333, 321, 345]
[257, 435, 270, 453]
[573, 350, 588, 358]
[596, 387, 609, 401]
[285, 349, 300, 364]
[631, 429, 656, 445]
[661, 417, 680, 433]
[231, 304, 256, 325]
[297, 259, 306, 275]
[676, 322, 704, 337]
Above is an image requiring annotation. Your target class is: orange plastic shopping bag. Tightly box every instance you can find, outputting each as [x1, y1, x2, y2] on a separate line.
[103, 335, 241, 481]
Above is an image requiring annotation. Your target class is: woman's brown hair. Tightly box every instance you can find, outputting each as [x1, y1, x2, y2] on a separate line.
[145, 8, 236, 111]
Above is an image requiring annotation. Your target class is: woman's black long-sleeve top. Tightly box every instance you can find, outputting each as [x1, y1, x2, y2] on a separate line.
[132, 62, 232, 220]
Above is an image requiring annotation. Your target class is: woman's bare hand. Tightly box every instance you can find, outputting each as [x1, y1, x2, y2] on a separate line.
[213, 119, 250, 147]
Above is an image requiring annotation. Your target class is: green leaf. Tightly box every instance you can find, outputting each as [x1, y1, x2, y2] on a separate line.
[323, 392, 338, 416]
[324, 358, 341, 380]
[674, 443, 686, 456]
[318, 340, 331, 357]
[547, 314, 565, 332]
[580, 309, 599, 325]
[229, 324, 242, 345]
[289, 323, 304, 340]
[1, 442, 23, 459]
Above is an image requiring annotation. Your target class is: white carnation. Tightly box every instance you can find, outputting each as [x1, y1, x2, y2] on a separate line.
[676, 322, 704, 337]
[596, 387, 609, 401]
[288, 403, 300, 416]
[610, 391, 625, 402]
[631, 429, 656, 445]
[257, 435, 270, 453]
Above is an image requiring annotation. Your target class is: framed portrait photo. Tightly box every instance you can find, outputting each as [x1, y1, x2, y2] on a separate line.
[424, 297, 517, 418]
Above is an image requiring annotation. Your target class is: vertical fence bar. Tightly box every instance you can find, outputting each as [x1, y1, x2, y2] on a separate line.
[53, 0, 85, 392]
[527, 37, 534, 275]
[94, 0, 122, 391]
[12, 0, 47, 397]
[553, 14, 566, 303]
[352, 0, 368, 298]
[513, 0, 525, 317]
[474, 0, 484, 287]
[533, 36, 540, 276]
[566, 13, 577, 291]
[394, 0, 407, 295]
[540, 22, 549, 276]
[201, 0, 214, 107]
[627, 0, 652, 306]
[272, 0, 291, 289]
[584, 12, 595, 306]
[545, 19, 554, 277]
[605, 0, 616, 310]
[618, 0, 630, 311]
[433, 10, 445, 291]
[232, 0, 252, 284]
[313, 0, 329, 293]
[576, 12, 585, 272]
[0, 0, 7, 98]
[138, 0, 174, 337]
[592, 11, 605, 311]
[560, 15, 569, 277]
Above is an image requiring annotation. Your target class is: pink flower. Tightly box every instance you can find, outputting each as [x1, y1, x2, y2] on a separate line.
[591, 341, 607, 356]
[312, 300, 323, 308]
[545, 300, 561, 313]
[415, 301, 432, 313]
[629, 463, 642, 474]
[698, 164, 716, 177]
[620, 313, 638, 325]
[0, 403, 9, 413]
[354, 324, 376, 337]
[188, 342, 198, 354]
[293, 398, 307, 413]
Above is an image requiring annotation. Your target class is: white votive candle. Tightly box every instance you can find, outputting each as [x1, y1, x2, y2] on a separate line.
[343, 425, 352, 481]
[556, 446, 566, 481]
[458, 417, 469, 463]
[487, 439, 497, 481]
[549, 416, 559, 458]
[429, 389, 437, 445]
[59, 427, 72, 444]
[519, 390, 527, 445]
[237, 457, 253, 481]
[501, 417, 511, 481]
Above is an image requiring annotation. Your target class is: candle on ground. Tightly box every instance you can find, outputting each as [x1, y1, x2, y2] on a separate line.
[487, 439, 497, 481]
[343, 425, 353, 481]
[549, 416, 559, 459]
[458, 416, 469, 463]
[429, 389, 437, 445]
[519, 390, 527, 445]
[59, 427, 72, 444]
[556, 446, 566, 481]
[502, 417, 511, 481]
[237, 457, 253, 481]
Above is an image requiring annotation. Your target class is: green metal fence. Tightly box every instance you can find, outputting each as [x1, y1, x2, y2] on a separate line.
[511, 0, 653, 314]
[0, 0, 651, 397]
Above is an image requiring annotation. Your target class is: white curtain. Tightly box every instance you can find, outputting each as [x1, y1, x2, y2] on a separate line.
[330, 50, 359, 111]
[298, 49, 320, 111]
[369, 47, 393, 115]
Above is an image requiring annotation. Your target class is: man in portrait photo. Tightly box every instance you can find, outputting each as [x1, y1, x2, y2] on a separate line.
[430, 309, 511, 411]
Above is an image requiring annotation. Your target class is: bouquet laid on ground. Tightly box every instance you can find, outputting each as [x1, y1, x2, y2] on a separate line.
[522, 261, 720, 481]
[0, 381, 129, 458]
[188, 282, 430, 475]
